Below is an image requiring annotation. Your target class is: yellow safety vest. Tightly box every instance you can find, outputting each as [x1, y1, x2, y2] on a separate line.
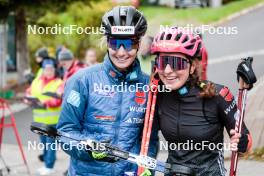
[35, 68, 43, 79]
[30, 77, 63, 125]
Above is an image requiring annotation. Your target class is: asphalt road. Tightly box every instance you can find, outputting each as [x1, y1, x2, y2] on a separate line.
[204, 6, 264, 94]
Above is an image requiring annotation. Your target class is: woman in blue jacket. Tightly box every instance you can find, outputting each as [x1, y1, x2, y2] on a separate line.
[57, 6, 158, 176]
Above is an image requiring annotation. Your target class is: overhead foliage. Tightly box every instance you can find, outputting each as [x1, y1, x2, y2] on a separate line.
[28, 0, 112, 61]
[0, 0, 112, 67]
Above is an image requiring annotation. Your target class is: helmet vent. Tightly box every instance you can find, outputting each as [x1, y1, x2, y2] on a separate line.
[160, 32, 165, 40]
[175, 32, 182, 41]
[185, 44, 195, 50]
[190, 39, 196, 43]
[120, 16, 126, 25]
[166, 34, 172, 40]
[182, 35, 189, 43]
[194, 43, 202, 57]
[108, 16, 115, 26]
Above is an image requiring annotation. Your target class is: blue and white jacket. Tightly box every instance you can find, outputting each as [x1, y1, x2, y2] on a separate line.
[57, 54, 158, 176]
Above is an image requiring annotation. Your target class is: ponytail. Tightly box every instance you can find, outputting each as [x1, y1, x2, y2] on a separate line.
[189, 59, 216, 98]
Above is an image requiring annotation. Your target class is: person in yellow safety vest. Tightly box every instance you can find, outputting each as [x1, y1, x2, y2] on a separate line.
[35, 47, 51, 79]
[25, 59, 63, 176]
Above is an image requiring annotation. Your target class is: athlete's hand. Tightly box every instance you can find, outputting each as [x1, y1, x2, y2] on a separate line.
[91, 151, 108, 160]
[140, 169, 151, 176]
[230, 129, 241, 152]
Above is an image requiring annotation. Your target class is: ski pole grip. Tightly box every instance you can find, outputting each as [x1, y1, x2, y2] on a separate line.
[236, 57, 257, 90]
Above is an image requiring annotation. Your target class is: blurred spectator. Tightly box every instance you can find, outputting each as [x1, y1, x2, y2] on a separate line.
[25, 59, 63, 175]
[57, 49, 87, 96]
[55, 45, 66, 79]
[138, 36, 155, 75]
[35, 47, 50, 78]
[140, 36, 153, 59]
[57, 48, 87, 176]
[24, 47, 50, 84]
[55, 45, 66, 61]
[84, 48, 98, 66]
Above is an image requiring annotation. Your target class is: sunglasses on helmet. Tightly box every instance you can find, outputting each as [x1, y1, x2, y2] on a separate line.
[155, 55, 190, 71]
[107, 38, 139, 51]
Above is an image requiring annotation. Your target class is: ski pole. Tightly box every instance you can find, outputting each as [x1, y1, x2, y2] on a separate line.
[229, 57, 257, 176]
[229, 79, 247, 176]
[138, 73, 159, 175]
[30, 122, 196, 176]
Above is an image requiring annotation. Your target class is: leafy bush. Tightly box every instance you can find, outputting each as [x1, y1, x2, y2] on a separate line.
[28, 0, 112, 70]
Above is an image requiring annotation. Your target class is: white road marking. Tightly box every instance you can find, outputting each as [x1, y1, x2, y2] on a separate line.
[209, 49, 264, 65]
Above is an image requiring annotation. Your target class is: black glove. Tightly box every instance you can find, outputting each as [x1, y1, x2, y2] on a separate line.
[237, 133, 249, 153]
[236, 57, 257, 90]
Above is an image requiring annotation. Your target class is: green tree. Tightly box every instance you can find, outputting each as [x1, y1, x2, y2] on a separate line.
[29, 1, 111, 64]
[0, 0, 107, 82]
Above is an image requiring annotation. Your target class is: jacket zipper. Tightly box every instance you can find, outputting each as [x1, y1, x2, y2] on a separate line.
[177, 100, 181, 140]
[112, 78, 124, 175]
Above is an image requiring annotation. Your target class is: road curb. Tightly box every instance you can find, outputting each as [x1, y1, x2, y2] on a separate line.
[211, 2, 264, 26]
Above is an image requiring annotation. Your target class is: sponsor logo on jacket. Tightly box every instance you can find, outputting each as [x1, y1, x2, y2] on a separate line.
[135, 90, 146, 105]
[124, 117, 144, 124]
[219, 87, 234, 102]
[129, 106, 147, 113]
[224, 99, 236, 114]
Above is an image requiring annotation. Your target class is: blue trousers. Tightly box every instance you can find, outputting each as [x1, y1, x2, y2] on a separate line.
[39, 134, 57, 168]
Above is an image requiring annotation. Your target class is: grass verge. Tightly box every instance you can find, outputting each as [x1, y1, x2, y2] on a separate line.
[140, 0, 264, 25]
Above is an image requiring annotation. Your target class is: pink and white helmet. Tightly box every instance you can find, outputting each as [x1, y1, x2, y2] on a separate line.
[151, 27, 204, 60]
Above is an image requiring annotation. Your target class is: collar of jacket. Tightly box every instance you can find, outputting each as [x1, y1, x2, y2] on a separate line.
[171, 81, 199, 97]
[103, 54, 142, 83]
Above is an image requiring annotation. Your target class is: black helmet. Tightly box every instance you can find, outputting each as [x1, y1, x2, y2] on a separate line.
[101, 6, 147, 39]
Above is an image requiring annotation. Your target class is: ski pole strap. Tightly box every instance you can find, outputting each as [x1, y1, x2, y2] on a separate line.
[236, 57, 257, 90]
[164, 163, 196, 176]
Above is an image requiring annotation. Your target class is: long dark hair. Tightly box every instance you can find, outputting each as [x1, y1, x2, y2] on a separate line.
[189, 59, 216, 98]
